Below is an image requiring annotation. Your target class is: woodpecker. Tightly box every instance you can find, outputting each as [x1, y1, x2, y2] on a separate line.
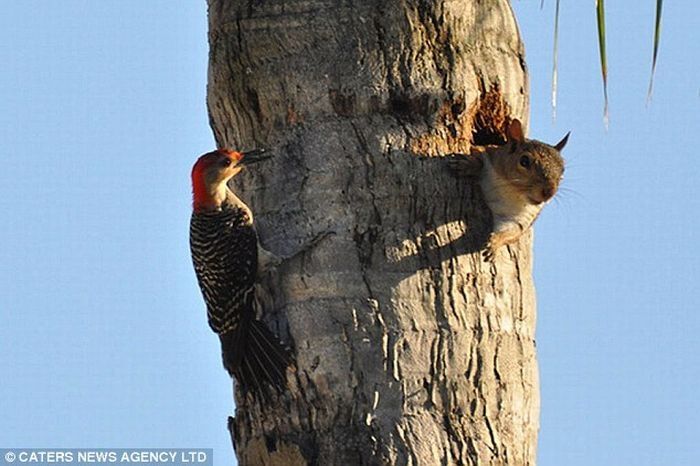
[190, 148, 292, 396]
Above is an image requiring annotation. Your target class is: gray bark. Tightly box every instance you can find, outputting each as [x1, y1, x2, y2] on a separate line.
[207, 0, 537, 464]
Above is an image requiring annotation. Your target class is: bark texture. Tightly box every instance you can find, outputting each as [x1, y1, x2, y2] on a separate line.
[206, 1, 537, 464]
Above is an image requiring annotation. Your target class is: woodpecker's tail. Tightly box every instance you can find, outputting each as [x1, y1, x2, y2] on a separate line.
[219, 320, 294, 398]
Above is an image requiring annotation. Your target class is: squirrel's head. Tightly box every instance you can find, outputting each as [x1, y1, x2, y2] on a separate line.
[494, 119, 569, 205]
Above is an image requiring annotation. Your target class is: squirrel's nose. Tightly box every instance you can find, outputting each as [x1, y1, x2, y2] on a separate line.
[541, 186, 554, 201]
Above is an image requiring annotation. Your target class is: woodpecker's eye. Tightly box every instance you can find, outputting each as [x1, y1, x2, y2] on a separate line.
[220, 158, 232, 167]
[519, 155, 531, 169]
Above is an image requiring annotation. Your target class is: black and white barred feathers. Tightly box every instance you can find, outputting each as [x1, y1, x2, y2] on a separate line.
[190, 199, 292, 396]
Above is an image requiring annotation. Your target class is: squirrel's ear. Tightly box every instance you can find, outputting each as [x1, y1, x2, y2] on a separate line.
[554, 131, 571, 152]
[506, 119, 525, 143]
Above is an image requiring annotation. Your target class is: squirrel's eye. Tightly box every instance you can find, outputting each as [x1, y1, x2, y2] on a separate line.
[220, 158, 232, 167]
[519, 155, 531, 169]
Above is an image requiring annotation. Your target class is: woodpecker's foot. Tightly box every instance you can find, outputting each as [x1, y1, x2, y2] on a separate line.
[258, 247, 284, 272]
[259, 231, 335, 273]
[282, 230, 335, 263]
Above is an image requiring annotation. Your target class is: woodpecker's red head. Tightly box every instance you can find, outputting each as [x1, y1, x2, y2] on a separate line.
[191, 148, 269, 211]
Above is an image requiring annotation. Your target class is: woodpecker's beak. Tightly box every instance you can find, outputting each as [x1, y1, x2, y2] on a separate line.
[238, 149, 272, 166]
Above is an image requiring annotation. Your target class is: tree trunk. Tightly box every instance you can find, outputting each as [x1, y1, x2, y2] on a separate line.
[206, 0, 537, 464]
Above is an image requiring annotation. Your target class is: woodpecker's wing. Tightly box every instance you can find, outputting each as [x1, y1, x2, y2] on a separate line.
[190, 207, 293, 397]
[190, 209, 258, 334]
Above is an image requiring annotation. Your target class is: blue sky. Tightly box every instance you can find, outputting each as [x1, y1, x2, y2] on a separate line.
[1, 2, 698, 465]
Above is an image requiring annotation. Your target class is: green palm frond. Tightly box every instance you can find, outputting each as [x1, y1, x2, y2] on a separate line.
[542, 0, 665, 124]
[647, 0, 664, 102]
[596, 0, 609, 126]
[551, 0, 561, 120]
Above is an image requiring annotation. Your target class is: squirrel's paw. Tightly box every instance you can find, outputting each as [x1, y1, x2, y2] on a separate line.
[483, 232, 510, 262]
[482, 244, 496, 262]
[482, 235, 497, 262]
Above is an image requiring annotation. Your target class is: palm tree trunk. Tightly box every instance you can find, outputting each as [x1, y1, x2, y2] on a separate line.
[207, 0, 538, 464]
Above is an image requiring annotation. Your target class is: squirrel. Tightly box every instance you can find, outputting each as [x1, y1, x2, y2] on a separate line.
[448, 119, 569, 261]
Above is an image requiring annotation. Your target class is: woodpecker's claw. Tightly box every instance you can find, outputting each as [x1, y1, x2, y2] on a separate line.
[283, 230, 336, 263]
[258, 247, 283, 273]
[305, 230, 336, 249]
[259, 231, 336, 273]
